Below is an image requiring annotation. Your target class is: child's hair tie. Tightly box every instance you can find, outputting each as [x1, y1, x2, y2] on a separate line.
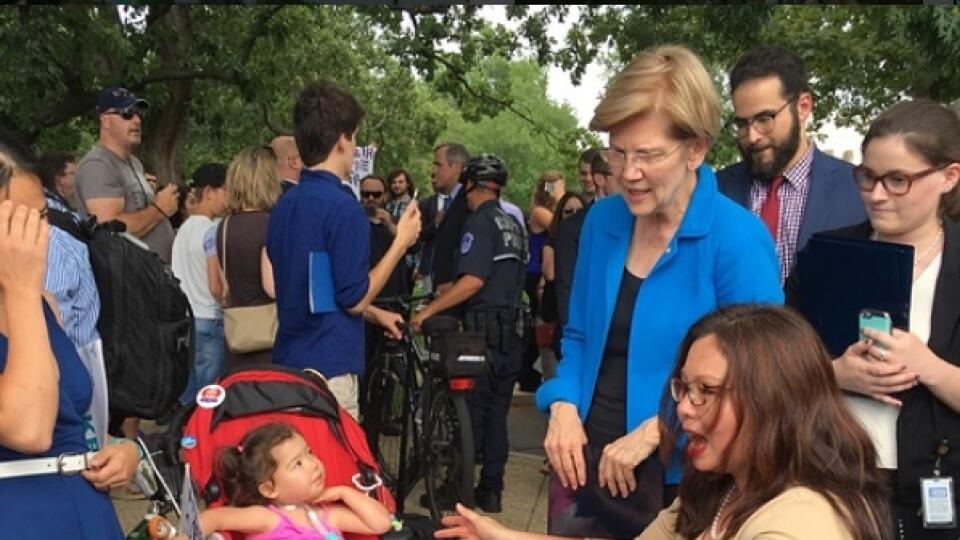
[236, 444, 244, 454]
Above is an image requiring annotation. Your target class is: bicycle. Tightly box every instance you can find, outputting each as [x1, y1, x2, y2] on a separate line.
[362, 295, 486, 521]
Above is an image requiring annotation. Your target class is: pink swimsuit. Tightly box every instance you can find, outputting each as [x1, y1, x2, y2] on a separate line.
[247, 505, 344, 540]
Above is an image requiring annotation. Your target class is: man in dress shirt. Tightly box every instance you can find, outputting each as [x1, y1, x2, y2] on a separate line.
[717, 46, 865, 283]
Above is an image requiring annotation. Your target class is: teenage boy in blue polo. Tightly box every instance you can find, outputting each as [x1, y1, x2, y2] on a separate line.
[267, 80, 420, 418]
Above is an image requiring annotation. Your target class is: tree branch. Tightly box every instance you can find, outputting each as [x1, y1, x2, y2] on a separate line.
[240, 6, 285, 65]
[261, 103, 285, 136]
[427, 51, 569, 149]
[139, 69, 241, 85]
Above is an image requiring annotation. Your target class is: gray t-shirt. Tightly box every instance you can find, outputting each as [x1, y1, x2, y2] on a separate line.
[75, 143, 175, 264]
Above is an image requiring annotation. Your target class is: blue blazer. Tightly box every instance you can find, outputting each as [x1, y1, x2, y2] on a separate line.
[535, 165, 783, 483]
[716, 146, 867, 257]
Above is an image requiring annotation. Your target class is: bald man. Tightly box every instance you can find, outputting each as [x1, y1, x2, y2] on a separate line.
[270, 135, 303, 194]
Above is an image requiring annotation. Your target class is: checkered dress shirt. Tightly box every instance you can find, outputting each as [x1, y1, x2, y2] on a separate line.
[749, 143, 815, 284]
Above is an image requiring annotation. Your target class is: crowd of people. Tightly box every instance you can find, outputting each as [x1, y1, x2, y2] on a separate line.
[1, 39, 959, 540]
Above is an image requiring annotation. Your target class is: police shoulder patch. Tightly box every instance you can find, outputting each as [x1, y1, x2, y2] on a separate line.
[460, 232, 475, 255]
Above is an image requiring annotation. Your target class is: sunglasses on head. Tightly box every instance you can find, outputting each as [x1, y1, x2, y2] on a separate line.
[107, 108, 143, 120]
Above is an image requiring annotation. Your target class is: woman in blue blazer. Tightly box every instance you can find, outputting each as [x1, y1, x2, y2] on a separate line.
[535, 45, 783, 538]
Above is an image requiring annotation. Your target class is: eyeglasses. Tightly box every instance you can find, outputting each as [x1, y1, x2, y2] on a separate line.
[360, 191, 384, 199]
[669, 377, 727, 407]
[725, 96, 796, 139]
[107, 108, 143, 121]
[852, 164, 944, 196]
[562, 207, 580, 217]
[601, 142, 686, 175]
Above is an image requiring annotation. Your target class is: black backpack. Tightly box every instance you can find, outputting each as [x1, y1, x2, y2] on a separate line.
[48, 208, 193, 420]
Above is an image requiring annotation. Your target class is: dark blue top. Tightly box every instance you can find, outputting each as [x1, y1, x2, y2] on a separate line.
[267, 169, 371, 378]
[0, 303, 123, 538]
[527, 229, 548, 275]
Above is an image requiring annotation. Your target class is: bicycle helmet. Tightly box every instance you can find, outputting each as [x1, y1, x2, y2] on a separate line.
[461, 153, 508, 190]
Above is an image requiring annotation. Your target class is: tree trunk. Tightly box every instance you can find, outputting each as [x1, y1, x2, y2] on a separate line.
[143, 6, 193, 187]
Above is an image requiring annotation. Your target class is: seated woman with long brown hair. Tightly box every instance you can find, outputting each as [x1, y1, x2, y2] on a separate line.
[437, 305, 891, 540]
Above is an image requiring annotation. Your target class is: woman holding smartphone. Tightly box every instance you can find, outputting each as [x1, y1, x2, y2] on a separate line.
[787, 99, 960, 538]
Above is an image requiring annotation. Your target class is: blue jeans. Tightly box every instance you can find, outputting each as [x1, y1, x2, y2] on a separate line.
[178, 318, 225, 406]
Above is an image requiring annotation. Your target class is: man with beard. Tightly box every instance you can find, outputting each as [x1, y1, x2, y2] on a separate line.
[717, 46, 865, 283]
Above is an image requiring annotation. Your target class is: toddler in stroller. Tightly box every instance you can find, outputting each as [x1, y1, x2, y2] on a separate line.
[154, 366, 405, 540]
[194, 422, 391, 538]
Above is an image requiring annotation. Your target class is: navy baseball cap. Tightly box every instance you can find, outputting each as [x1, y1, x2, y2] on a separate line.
[191, 163, 227, 189]
[97, 87, 149, 114]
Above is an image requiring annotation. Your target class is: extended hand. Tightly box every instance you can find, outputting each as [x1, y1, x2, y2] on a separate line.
[598, 416, 659, 498]
[434, 503, 514, 540]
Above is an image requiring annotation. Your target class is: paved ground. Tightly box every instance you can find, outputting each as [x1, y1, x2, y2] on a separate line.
[113, 390, 550, 535]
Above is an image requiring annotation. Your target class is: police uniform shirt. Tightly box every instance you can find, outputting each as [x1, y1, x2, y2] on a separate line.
[456, 199, 527, 311]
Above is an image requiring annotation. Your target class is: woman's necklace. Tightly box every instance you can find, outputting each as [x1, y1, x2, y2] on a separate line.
[710, 487, 736, 539]
[874, 223, 943, 268]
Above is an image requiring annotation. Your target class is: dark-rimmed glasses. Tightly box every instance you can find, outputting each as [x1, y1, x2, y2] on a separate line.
[601, 142, 687, 175]
[669, 377, 726, 407]
[360, 190, 384, 199]
[725, 96, 796, 139]
[852, 164, 944, 196]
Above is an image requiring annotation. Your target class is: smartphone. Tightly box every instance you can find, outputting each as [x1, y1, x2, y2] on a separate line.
[412, 188, 419, 201]
[859, 309, 892, 347]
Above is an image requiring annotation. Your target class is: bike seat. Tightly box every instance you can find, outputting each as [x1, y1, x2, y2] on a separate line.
[421, 315, 460, 337]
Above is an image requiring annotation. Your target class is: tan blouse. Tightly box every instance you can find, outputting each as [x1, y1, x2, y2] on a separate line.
[636, 487, 853, 540]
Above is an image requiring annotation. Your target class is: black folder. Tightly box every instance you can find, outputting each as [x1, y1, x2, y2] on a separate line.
[796, 234, 913, 356]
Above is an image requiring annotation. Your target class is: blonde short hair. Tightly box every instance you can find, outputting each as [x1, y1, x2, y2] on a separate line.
[590, 45, 720, 141]
[226, 145, 281, 212]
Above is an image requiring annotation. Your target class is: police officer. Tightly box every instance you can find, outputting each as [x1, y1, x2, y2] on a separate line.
[411, 154, 527, 513]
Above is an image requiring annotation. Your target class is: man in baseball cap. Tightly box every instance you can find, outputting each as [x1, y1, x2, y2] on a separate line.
[96, 86, 149, 115]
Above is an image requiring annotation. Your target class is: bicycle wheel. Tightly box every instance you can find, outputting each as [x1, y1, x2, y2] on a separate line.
[363, 356, 413, 485]
[423, 385, 475, 520]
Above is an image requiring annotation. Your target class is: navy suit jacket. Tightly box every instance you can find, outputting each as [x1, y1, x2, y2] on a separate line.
[716, 146, 867, 259]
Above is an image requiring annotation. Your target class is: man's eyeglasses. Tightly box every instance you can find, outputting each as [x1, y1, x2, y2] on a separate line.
[107, 108, 143, 121]
[601, 142, 686, 175]
[725, 96, 796, 139]
[852, 164, 944, 197]
[669, 377, 727, 407]
[361, 191, 384, 199]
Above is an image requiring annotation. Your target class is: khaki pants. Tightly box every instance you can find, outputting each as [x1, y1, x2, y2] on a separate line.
[326, 373, 360, 420]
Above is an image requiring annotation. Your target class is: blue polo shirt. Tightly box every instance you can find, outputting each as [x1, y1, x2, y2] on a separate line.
[267, 169, 371, 377]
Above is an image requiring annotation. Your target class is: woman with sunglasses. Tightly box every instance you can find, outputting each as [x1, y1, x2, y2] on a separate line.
[787, 99, 960, 538]
[438, 305, 891, 540]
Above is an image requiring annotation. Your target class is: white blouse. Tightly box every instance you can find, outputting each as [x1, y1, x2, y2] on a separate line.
[845, 253, 941, 469]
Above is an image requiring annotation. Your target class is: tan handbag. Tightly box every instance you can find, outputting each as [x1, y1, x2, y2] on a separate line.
[220, 215, 278, 353]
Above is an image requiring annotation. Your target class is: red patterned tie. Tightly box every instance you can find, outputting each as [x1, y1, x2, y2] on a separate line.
[760, 176, 785, 240]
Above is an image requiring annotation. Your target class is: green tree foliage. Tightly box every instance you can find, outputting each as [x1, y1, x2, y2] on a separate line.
[436, 57, 592, 209]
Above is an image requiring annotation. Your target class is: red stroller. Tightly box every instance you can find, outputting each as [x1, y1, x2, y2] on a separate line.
[168, 365, 397, 540]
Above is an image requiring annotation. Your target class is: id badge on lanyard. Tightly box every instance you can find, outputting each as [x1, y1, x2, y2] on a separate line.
[921, 439, 957, 529]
